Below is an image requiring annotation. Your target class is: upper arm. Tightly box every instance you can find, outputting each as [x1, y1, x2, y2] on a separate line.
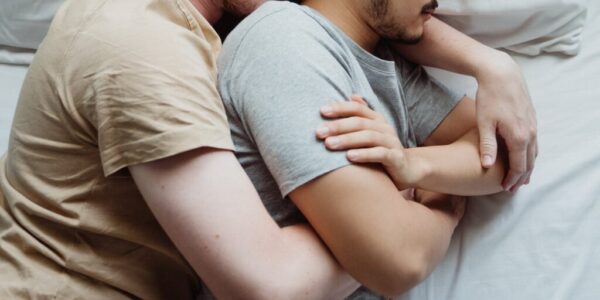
[129, 148, 285, 298]
[289, 164, 427, 296]
[218, 17, 357, 196]
[82, 28, 232, 176]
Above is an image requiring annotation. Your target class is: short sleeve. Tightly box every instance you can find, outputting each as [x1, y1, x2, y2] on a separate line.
[80, 27, 233, 176]
[218, 12, 356, 197]
[395, 57, 465, 146]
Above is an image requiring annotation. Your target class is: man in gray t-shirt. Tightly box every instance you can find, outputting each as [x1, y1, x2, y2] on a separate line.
[217, 1, 507, 298]
[219, 1, 461, 225]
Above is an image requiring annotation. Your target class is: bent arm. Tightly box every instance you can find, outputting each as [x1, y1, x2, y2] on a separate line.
[289, 165, 460, 297]
[130, 148, 358, 300]
[407, 98, 507, 195]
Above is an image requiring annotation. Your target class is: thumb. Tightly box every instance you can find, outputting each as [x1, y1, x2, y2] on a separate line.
[479, 121, 498, 168]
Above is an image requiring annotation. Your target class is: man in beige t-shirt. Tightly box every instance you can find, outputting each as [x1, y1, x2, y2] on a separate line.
[0, 0, 359, 299]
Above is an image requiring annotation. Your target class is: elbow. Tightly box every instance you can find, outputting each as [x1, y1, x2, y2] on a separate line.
[363, 251, 431, 298]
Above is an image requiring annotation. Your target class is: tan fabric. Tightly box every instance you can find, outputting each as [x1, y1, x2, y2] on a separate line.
[0, 0, 233, 299]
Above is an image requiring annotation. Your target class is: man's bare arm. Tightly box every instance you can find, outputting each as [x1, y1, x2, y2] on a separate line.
[319, 97, 507, 196]
[404, 128, 506, 195]
[289, 164, 463, 297]
[129, 148, 359, 300]
[393, 17, 538, 192]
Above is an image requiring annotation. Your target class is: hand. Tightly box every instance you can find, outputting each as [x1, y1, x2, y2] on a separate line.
[475, 52, 538, 192]
[414, 189, 466, 229]
[316, 95, 422, 189]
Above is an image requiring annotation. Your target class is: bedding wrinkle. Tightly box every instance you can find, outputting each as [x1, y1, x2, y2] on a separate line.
[400, 2, 600, 299]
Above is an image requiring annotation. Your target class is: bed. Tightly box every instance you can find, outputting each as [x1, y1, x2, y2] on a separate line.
[400, 2, 600, 300]
[0, 1, 599, 299]
[0, 63, 27, 153]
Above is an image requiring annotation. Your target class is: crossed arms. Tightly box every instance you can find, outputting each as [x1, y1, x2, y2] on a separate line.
[291, 96, 506, 296]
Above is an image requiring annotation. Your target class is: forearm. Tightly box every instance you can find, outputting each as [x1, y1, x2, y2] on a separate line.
[291, 165, 458, 297]
[274, 224, 361, 299]
[408, 129, 506, 195]
[392, 17, 509, 77]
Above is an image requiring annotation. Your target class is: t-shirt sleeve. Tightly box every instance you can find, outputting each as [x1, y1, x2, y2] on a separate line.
[82, 30, 234, 177]
[396, 57, 466, 146]
[219, 17, 355, 197]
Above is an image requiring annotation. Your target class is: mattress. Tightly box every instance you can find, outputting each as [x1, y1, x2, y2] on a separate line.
[401, 3, 600, 300]
[0, 63, 28, 153]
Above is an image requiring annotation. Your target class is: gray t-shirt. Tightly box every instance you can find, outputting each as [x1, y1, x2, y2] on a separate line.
[217, 2, 463, 298]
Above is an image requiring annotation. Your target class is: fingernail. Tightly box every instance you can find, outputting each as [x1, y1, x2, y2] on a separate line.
[483, 155, 493, 166]
[316, 127, 330, 137]
[326, 137, 339, 148]
[347, 150, 358, 159]
[321, 106, 333, 115]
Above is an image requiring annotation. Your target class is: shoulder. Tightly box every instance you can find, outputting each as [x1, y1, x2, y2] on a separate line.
[219, 2, 350, 74]
[57, 0, 217, 75]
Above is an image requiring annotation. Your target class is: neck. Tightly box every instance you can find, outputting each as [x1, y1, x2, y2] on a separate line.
[303, 0, 380, 52]
[191, 0, 223, 24]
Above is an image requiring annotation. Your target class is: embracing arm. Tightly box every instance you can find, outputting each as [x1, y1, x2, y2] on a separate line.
[289, 164, 463, 297]
[392, 18, 508, 79]
[393, 17, 538, 192]
[129, 148, 358, 300]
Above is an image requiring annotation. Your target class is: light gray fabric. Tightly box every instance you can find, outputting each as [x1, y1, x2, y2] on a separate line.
[217, 2, 462, 296]
[219, 1, 462, 224]
[0, 0, 64, 50]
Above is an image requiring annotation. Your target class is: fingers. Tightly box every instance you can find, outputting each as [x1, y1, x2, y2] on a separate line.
[316, 116, 396, 140]
[524, 138, 537, 185]
[501, 120, 535, 191]
[478, 120, 499, 169]
[320, 96, 382, 121]
[346, 147, 398, 163]
[503, 145, 527, 192]
[323, 131, 400, 151]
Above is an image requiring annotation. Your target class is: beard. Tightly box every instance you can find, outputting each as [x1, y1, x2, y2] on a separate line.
[369, 0, 439, 45]
[374, 19, 424, 45]
[383, 27, 423, 45]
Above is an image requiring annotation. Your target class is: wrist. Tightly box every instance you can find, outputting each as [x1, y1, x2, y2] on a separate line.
[404, 149, 432, 188]
[472, 50, 516, 82]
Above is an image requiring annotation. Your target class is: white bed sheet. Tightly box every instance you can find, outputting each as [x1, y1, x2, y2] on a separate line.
[401, 3, 600, 300]
[0, 64, 28, 153]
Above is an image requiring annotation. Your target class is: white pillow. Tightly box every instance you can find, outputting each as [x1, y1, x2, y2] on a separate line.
[436, 0, 589, 56]
[0, 0, 64, 50]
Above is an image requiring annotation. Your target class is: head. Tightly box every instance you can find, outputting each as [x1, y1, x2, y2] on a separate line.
[360, 0, 438, 44]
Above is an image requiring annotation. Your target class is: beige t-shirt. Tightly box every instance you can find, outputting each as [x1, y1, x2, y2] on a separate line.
[0, 0, 233, 299]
